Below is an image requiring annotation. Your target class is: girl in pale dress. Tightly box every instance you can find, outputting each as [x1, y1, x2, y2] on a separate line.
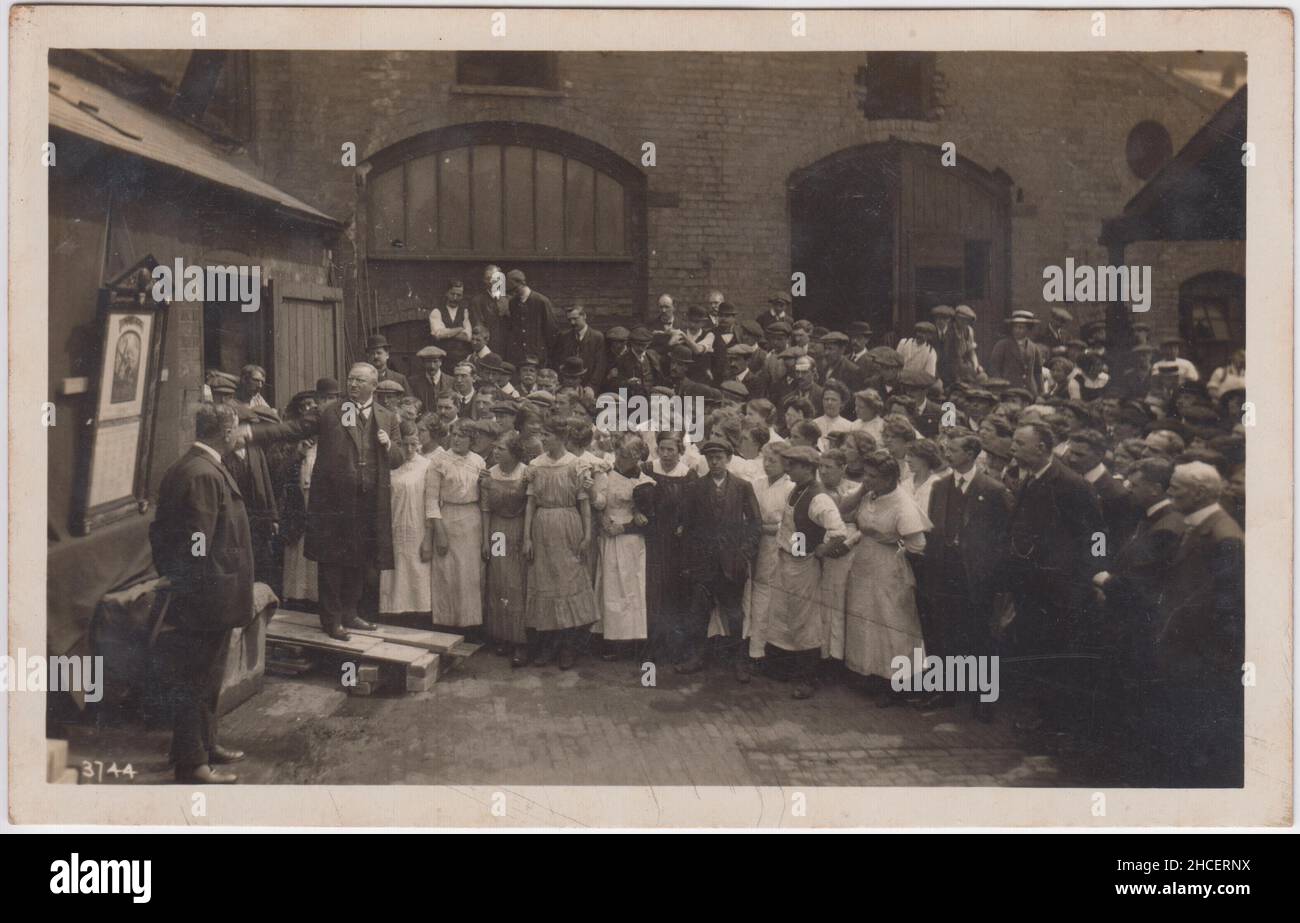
[906, 437, 948, 521]
[420, 419, 485, 631]
[592, 433, 656, 660]
[850, 389, 886, 444]
[813, 384, 852, 451]
[743, 443, 793, 659]
[480, 432, 530, 664]
[816, 447, 861, 667]
[841, 451, 932, 698]
[523, 416, 598, 669]
[381, 423, 433, 616]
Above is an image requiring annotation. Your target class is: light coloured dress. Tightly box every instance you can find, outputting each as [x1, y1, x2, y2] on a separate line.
[911, 471, 945, 522]
[526, 452, 599, 631]
[844, 487, 931, 679]
[743, 473, 793, 657]
[281, 443, 318, 602]
[767, 484, 848, 652]
[593, 467, 656, 640]
[820, 479, 862, 660]
[380, 452, 433, 614]
[480, 463, 528, 644]
[425, 449, 485, 627]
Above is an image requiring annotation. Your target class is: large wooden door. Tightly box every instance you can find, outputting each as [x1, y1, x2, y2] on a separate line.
[272, 280, 345, 407]
[896, 144, 1011, 353]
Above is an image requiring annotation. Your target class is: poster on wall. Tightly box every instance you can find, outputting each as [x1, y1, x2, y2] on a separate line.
[73, 258, 168, 535]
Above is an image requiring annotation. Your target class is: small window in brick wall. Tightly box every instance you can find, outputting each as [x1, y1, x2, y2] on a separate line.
[855, 52, 939, 121]
[456, 52, 559, 91]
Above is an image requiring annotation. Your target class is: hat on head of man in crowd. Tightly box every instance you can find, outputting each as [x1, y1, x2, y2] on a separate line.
[718, 301, 739, 317]
[779, 345, 805, 360]
[982, 377, 1011, 392]
[669, 344, 695, 365]
[699, 437, 734, 457]
[1051, 307, 1075, 325]
[499, 360, 516, 378]
[559, 356, 587, 379]
[780, 444, 820, 467]
[1080, 319, 1107, 342]
[821, 330, 850, 346]
[766, 319, 793, 336]
[955, 304, 977, 322]
[740, 319, 765, 339]
[315, 377, 340, 399]
[376, 379, 405, 396]
[728, 342, 757, 357]
[913, 321, 938, 337]
[492, 400, 519, 416]
[720, 380, 750, 401]
[417, 345, 447, 361]
[1004, 309, 1040, 326]
[506, 269, 527, 287]
[1003, 387, 1035, 404]
[769, 291, 793, 308]
[527, 390, 555, 408]
[607, 326, 630, 343]
[629, 326, 652, 345]
[930, 305, 955, 321]
[896, 368, 935, 391]
[848, 321, 873, 337]
[209, 371, 239, 396]
[365, 333, 391, 351]
[479, 352, 506, 374]
[964, 388, 997, 405]
[811, 325, 830, 340]
[687, 304, 708, 322]
[867, 346, 902, 368]
[253, 404, 281, 423]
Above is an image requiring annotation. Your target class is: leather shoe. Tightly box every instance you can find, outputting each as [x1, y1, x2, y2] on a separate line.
[175, 764, 238, 784]
[209, 745, 245, 764]
[324, 624, 351, 642]
[510, 645, 530, 668]
[343, 615, 377, 631]
[674, 654, 706, 675]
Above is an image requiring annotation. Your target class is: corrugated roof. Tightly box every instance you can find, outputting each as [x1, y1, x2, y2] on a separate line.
[49, 65, 339, 225]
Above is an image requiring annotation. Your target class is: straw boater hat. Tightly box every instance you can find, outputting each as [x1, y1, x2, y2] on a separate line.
[1004, 310, 1040, 326]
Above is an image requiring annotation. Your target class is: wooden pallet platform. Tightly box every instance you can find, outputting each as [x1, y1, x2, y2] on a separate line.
[266, 610, 475, 693]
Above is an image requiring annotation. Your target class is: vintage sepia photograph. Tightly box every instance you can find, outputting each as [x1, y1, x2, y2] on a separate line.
[9, 6, 1292, 829]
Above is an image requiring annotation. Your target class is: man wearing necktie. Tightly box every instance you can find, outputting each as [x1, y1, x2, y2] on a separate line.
[918, 429, 1013, 716]
[248, 362, 405, 640]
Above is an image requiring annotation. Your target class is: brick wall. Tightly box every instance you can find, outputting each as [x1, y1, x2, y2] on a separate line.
[248, 51, 1239, 337]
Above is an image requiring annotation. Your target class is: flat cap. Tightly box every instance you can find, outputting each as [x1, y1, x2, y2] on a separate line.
[720, 380, 750, 400]
[867, 346, 903, 367]
[740, 319, 765, 338]
[669, 345, 696, 364]
[606, 326, 630, 342]
[629, 326, 653, 344]
[929, 305, 955, 319]
[520, 355, 540, 368]
[526, 390, 555, 407]
[766, 320, 793, 335]
[913, 321, 938, 336]
[417, 345, 447, 359]
[821, 330, 850, 344]
[955, 304, 977, 321]
[769, 291, 793, 306]
[209, 371, 239, 393]
[1050, 307, 1075, 324]
[505, 269, 527, 285]
[896, 368, 936, 389]
[779, 346, 804, 359]
[699, 437, 734, 456]
[376, 379, 406, 394]
[1003, 387, 1034, 403]
[727, 343, 757, 356]
[780, 444, 820, 466]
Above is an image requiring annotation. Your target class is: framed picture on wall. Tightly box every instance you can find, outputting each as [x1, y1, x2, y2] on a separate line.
[72, 257, 169, 535]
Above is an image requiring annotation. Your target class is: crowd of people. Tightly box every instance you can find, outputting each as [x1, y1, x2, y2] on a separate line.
[165, 266, 1247, 786]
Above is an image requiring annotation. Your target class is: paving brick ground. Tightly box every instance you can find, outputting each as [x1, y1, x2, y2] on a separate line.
[61, 644, 1079, 789]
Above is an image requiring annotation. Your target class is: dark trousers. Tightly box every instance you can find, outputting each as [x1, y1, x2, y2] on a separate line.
[318, 563, 367, 630]
[681, 573, 747, 663]
[164, 628, 232, 769]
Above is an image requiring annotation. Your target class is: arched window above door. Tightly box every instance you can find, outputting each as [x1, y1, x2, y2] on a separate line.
[366, 122, 641, 261]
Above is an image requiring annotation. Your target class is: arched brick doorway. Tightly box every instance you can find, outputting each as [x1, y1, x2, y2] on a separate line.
[789, 140, 1012, 348]
[361, 121, 647, 375]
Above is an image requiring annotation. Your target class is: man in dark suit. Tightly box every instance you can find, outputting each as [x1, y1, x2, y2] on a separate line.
[408, 345, 454, 416]
[248, 362, 405, 640]
[726, 343, 768, 401]
[469, 263, 508, 352]
[819, 331, 866, 394]
[150, 403, 255, 784]
[755, 291, 794, 334]
[1151, 461, 1245, 786]
[366, 334, 411, 395]
[209, 372, 280, 586]
[1065, 428, 1141, 556]
[614, 326, 661, 398]
[504, 269, 563, 368]
[556, 304, 607, 392]
[930, 305, 963, 389]
[921, 429, 1013, 715]
[1006, 422, 1104, 732]
[709, 302, 741, 381]
[1091, 456, 1184, 770]
[675, 438, 761, 680]
[988, 311, 1046, 397]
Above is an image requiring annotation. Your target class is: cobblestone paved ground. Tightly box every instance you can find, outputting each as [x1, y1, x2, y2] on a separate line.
[62, 645, 1077, 789]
